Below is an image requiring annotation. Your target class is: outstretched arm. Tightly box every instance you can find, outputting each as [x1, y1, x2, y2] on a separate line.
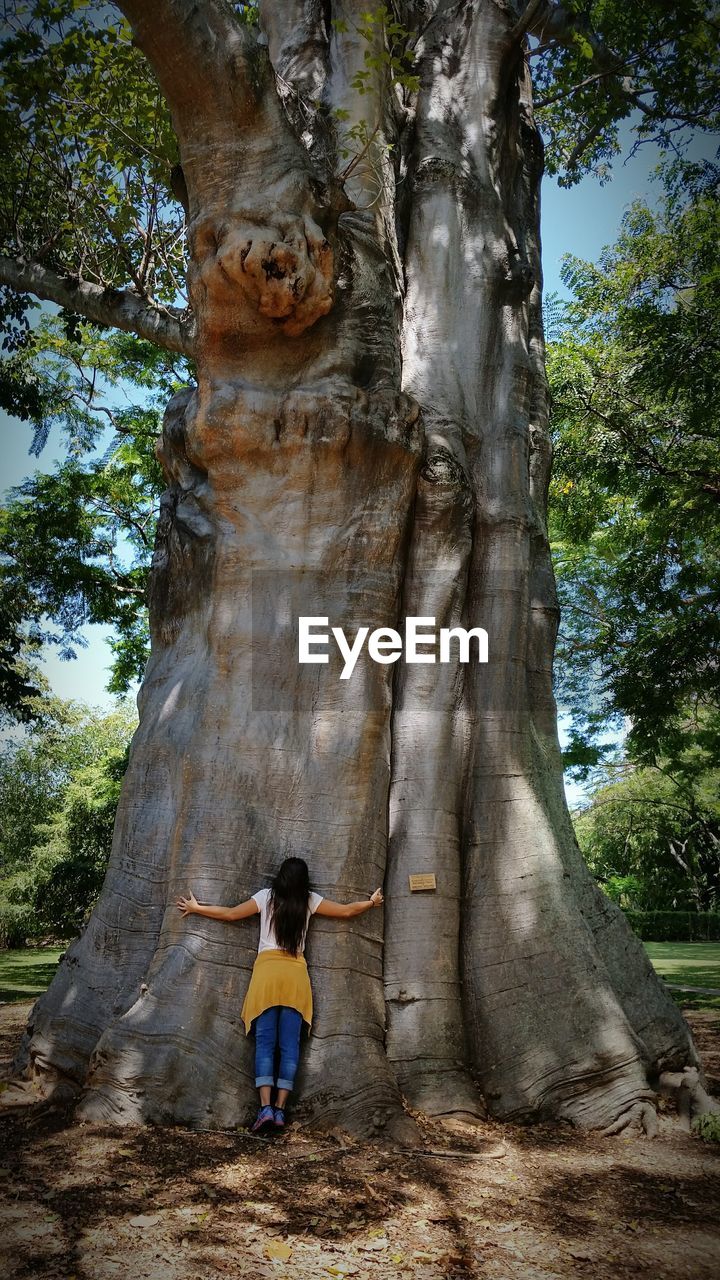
[176, 890, 260, 922]
[315, 888, 384, 920]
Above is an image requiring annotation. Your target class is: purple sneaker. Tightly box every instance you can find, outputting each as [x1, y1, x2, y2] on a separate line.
[251, 1104, 275, 1133]
[273, 1107, 285, 1129]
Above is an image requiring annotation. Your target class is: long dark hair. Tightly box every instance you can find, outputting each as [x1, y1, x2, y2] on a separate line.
[268, 857, 311, 956]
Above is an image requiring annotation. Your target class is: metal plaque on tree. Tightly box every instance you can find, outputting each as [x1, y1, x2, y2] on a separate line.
[408, 873, 437, 892]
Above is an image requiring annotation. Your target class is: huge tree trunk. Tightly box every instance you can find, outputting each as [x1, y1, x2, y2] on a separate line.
[12, 0, 711, 1139]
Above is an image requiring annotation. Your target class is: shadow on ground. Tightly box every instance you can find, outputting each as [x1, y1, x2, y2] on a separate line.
[1, 1000, 719, 1280]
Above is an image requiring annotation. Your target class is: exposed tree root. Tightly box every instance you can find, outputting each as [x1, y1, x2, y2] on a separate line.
[0, 1065, 80, 1111]
[657, 1066, 720, 1132]
[397, 1072, 487, 1127]
[601, 1066, 720, 1138]
[600, 1101, 659, 1138]
[0, 1077, 51, 1110]
[435, 1108, 488, 1127]
[395, 1142, 508, 1160]
[292, 1086, 423, 1148]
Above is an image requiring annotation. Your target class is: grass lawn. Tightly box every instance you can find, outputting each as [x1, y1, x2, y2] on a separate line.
[644, 942, 720, 989]
[0, 946, 65, 1003]
[644, 941, 720, 1011]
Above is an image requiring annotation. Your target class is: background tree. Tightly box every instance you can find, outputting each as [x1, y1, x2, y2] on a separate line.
[0, 698, 137, 945]
[3, 0, 720, 1138]
[575, 742, 720, 914]
[0, 320, 186, 715]
[547, 156, 720, 776]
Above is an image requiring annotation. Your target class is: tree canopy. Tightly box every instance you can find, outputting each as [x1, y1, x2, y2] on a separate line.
[548, 155, 720, 775]
[0, 695, 137, 944]
[574, 731, 720, 914]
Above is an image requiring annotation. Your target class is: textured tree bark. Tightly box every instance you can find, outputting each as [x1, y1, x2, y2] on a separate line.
[12, 0, 713, 1139]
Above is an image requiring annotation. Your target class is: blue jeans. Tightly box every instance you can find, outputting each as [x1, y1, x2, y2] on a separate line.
[253, 1005, 303, 1091]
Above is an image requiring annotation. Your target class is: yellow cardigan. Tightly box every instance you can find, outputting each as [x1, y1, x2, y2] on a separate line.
[240, 948, 313, 1035]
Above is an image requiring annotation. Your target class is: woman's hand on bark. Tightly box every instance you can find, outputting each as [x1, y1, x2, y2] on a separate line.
[176, 890, 199, 917]
[370, 887, 384, 907]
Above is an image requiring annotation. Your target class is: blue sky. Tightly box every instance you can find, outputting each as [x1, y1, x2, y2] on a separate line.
[1, 122, 712, 805]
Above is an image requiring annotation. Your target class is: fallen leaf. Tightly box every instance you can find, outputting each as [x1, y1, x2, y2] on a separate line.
[128, 1214, 161, 1228]
[265, 1240, 293, 1262]
[360, 1236, 389, 1251]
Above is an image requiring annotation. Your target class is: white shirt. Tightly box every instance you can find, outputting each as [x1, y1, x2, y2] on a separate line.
[251, 887, 324, 955]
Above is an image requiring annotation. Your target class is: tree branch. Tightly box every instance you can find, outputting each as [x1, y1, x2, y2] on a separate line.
[114, 0, 256, 135]
[511, 0, 550, 44]
[511, 1, 573, 46]
[535, 57, 648, 109]
[565, 117, 606, 170]
[0, 255, 195, 357]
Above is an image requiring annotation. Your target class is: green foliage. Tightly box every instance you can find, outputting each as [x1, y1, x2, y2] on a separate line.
[0, 0, 188, 432]
[0, 2, 196, 716]
[233, 2, 259, 24]
[0, 695, 136, 877]
[576, 747, 720, 912]
[341, 5, 419, 97]
[531, 0, 720, 185]
[0, 317, 186, 717]
[0, 697, 136, 944]
[29, 741, 129, 938]
[691, 1113, 720, 1142]
[548, 158, 720, 770]
[331, 5, 418, 193]
[0, 591, 46, 719]
[0, 872, 35, 948]
[0, 0, 183, 299]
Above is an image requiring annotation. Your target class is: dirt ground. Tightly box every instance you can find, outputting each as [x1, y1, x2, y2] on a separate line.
[1, 1000, 719, 1280]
